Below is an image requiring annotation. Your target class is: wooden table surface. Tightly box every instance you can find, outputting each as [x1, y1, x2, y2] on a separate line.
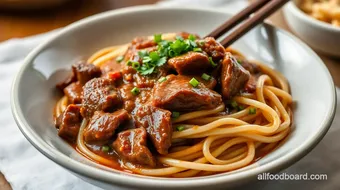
[1, 0, 339, 189]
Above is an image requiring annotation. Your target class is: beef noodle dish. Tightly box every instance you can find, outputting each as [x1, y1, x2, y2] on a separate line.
[54, 32, 293, 177]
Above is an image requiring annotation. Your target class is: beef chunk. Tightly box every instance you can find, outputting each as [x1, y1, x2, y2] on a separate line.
[72, 61, 101, 85]
[244, 75, 258, 93]
[152, 75, 222, 111]
[56, 104, 82, 142]
[197, 37, 225, 62]
[135, 105, 172, 155]
[178, 32, 200, 39]
[56, 73, 76, 91]
[234, 55, 260, 74]
[131, 37, 157, 50]
[113, 128, 156, 167]
[64, 82, 83, 104]
[56, 61, 101, 90]
[81, 78, 122, 118]
[84, 110, 129, 145]
[168, 52, 210, 75]
[221, 53, 250, 99]
[195, 75, 217, 89]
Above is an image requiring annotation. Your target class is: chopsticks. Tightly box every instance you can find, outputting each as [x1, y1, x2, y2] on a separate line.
[206, 0, 290, 47]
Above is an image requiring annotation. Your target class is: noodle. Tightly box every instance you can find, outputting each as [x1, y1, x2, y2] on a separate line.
[56, 33, 293, 177]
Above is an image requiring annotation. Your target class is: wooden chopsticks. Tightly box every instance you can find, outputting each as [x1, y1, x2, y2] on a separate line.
[206, 0, 290, 47]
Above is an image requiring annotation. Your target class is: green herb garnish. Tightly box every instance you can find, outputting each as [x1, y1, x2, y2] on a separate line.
[176, 125, 185, 131]
[172, 111, 180, 119]
[130, 33, 201, 75]
[230, 100, 238, 108]
[188, 34, 196, 41]
[189, 77, 199, 88]
[131, 87, 140, 95]
[154, 34, 162, 43]
[209, 57, 217, 67]
[201, 73, 211, 81]
[249, 108, 256, 115]
[132, 62, 140, 70]
[158, 77, 167, 83]
[116, 55, 124, 63]
[101, 145, 110, 152]
[138, 50, 149, 58]
[193, 47, 202, 52]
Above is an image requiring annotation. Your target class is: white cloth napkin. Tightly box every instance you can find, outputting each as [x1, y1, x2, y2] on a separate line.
[0, 0, 339, 190]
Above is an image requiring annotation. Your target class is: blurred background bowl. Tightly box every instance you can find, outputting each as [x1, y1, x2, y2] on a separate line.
[283, 0, 340, 57]
[0, 0, 70, 10]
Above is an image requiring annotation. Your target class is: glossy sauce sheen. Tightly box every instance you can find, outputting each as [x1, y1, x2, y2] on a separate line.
[55, 33, 264, 173]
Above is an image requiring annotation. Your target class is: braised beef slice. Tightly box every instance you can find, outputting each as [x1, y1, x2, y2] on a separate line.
[221, 53, 250, 99]
[168, 52, 211, 75]
[244, 74, 258, 93]
[234, 55, 260, 74]
[84, 110, 129, 145]
[113, 128, 156, 167]
[81, 78, 122, 118]
[135, 105, 172, 155]
[72, 61, 102, 85]
[56, 73, 76, 91]
[193, 75, 217, 90]
[131, 37, 157, 50]
[64, 82, 83, 104]
[56, 104, 82, 142]
[56, 62, 101, 90]
[152, 75, 222, 111]
[178, 32, 200, 39]
[197, 37, 225, 62]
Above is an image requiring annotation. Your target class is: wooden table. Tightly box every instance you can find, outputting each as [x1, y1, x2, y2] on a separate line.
[0, 1, 339, 189]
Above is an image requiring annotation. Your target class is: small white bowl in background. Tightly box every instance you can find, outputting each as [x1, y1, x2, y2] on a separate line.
[283, 0, 340, 57]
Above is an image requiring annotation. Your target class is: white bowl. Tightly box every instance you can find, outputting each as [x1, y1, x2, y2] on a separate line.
[11, 6, 336, 190]
[283, 0, 340, 57]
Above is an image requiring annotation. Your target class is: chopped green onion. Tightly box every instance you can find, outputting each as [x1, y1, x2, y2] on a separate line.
[230, 100, 238, 108]
[138, 50, 148, 58]
[154, 34, 162, 43]
[201, 73, 211, 81]
[158, 77, 167, 83]
[115, 55, 124, 63]
[249, 108, 256, 115]
[188, 34, 196, 41]
[199, 41, 205, 46]
[209, 57, 217, 67]
[176, 125, 185, 131]
[238, 105, 244, 111]
[172, 111, 180, 118]
[168, 49, 176, 57]
[101, 145, 110, 152]
[126, 60, 132, 66]
[236, 59, 242, 65]
[193, 47, 202, 52]
[189, 77, 200, 88]
[131, 87, 140, 95]
[132, 62, 140, 69]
